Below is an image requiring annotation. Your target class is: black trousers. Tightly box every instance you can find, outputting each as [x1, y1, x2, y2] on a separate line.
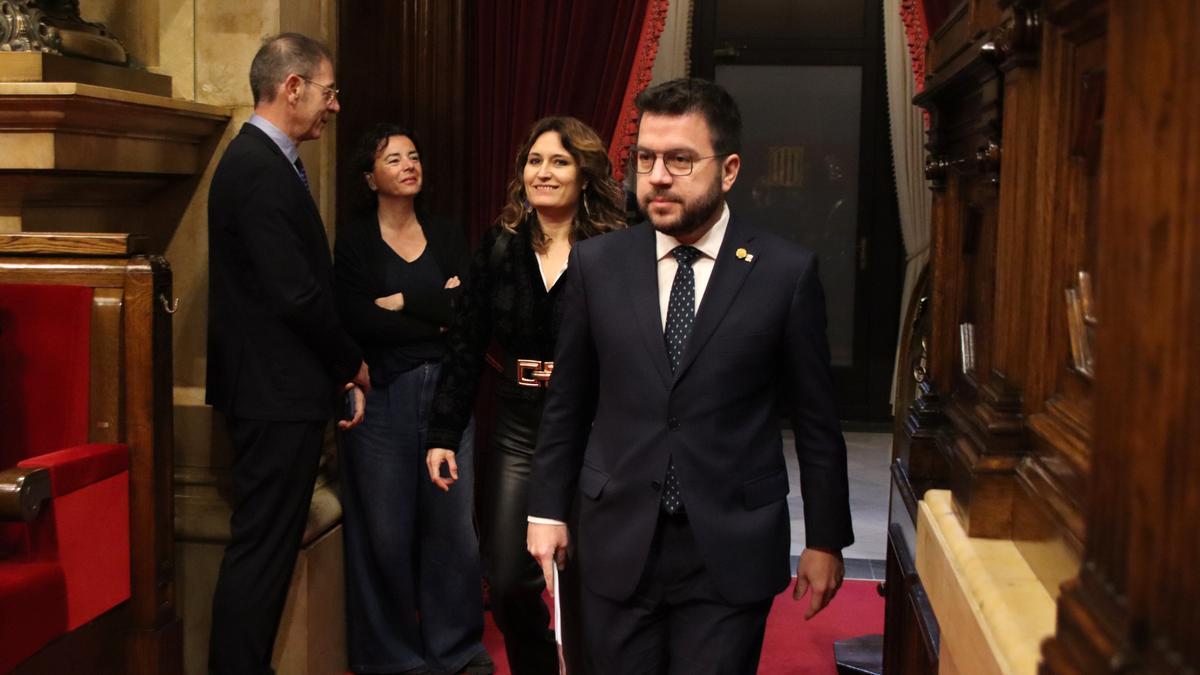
[581, 512, 773, 675]
[209, 417, 327, 675]
[481, 385, 586, 675]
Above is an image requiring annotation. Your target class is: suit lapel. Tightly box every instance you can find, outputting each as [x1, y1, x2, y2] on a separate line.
[672, 215, 756, 385]
[626, 224, 674, 389]
[241, 124, 324, 224]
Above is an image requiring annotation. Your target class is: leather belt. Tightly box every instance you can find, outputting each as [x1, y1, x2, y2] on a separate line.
[485, 353, 555, 388]
[515, 359, 554, 387]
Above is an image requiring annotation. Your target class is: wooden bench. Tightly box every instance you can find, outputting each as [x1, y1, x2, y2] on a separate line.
[0, 233, 179, 675]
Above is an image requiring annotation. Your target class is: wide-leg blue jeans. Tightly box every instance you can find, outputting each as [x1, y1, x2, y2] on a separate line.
[340, 362, 486, 674]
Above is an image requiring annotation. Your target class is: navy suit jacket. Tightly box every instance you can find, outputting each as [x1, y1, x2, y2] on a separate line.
[529, 216, 853, 605]
[206, 123, 362, 421]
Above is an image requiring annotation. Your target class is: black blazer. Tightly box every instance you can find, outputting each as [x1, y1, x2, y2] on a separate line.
[206, 123, 362, 421]
[529, 217, 854, 605]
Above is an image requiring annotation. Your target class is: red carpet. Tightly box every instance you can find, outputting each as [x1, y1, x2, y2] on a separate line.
[482, 579, 884, 674]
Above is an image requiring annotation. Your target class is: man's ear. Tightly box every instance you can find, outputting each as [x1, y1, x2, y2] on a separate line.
[283, 73, 304, 104]
[721, 153, 741, 192]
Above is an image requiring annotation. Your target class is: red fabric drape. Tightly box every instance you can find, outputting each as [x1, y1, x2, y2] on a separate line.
[469, 0, 653, 243]
[899, 0, 930, 92]
[898, 0, 955, 95]
[608, 0, 671, 182]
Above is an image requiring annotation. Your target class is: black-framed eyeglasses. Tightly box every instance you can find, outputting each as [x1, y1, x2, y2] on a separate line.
[632, 147, 726, 176]
[301, 77, 339, 103]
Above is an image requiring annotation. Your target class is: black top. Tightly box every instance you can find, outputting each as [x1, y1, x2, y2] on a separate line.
[334, 212, 471, 387]
[206, 123, 363, 421]
[377, 247, 446, 376]
[427, 216, 569, 450]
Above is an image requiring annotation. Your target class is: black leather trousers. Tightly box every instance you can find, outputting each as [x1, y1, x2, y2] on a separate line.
[480, 384, 585, 675]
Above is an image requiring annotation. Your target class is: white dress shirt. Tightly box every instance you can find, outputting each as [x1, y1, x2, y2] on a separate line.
[527, 203, 731, 527]
[654, 202, 729, 327]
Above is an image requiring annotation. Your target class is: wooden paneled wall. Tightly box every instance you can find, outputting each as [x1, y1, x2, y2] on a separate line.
[886, 0, 1200, 672]
[1042, 0, 1200, 671]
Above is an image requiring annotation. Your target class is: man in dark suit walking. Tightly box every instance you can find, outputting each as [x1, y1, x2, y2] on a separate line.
[206, 33, 369, 674]
[527, 78, 853, 674]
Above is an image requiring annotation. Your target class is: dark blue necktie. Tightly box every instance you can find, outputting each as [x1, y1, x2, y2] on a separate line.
[662, 245, 701, 514]
[294, 157, 311, 192]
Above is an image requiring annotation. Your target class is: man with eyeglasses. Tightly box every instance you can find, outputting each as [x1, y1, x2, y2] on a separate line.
[528, 78, 853, 673]
[207, 32, 368, 674]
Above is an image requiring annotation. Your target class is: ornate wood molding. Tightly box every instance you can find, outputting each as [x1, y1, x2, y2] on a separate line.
[916, 37, 1004, 192]
[0, 82, 229, 207]
[936, 373, 1027, 539]
[994, 3, 1044, 71]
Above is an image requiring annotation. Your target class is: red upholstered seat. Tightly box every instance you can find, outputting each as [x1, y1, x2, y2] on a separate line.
[0, 562, 67, 673]
[0, 284, 132, 668]
[17, 443, 131, 629]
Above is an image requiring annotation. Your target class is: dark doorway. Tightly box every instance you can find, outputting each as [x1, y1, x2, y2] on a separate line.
[692, 0, 903, 422]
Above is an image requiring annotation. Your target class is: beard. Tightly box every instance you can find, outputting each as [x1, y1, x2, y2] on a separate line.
[640, 173, 724, 240]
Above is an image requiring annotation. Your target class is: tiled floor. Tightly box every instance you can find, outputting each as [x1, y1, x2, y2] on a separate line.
[785, 430, 891, 580]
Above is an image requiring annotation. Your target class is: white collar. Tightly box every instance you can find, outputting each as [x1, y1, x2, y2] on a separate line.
[654, 202, 730, 262]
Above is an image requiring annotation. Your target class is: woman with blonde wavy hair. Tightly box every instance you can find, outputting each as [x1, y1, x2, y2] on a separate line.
[425, 116, 624, 674]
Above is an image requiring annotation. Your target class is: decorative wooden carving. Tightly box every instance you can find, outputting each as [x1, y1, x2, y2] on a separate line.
[912, 0, 1057, 542]
[884, 266, 949, 674]
[1039, 0, 1200, 672]
[902, 0, 1200, 672]
[993, 3, 1043, 71]
[895, 271, 951, 513]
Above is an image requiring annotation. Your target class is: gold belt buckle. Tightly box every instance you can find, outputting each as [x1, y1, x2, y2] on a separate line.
[516, 359, 554, 387]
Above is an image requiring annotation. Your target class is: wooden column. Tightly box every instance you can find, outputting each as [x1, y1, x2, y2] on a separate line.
[1042, 1, 1200, 672]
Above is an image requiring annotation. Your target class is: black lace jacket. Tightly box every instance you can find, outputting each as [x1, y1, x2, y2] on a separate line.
[426, 217, 568, 450]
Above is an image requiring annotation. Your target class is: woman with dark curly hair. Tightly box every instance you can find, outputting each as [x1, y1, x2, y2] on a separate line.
[425, 116, 625, 674]
[334, 123, 492, 675]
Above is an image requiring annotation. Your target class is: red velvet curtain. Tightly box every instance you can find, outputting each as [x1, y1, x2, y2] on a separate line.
[898, 0, 955, 95]
[468, 0, 651, 243]
[609, 0, 671, 182]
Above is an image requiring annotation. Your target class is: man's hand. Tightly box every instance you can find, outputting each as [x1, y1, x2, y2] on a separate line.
[527, 522, 569, 596]
[793, 547, 845, 619]
[426, 448, 458, 492]
[351, 360, 371, 392]
[337, 383, 366, 430]
[444, 276, 461, 289]
[375, 292, 405, 311]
